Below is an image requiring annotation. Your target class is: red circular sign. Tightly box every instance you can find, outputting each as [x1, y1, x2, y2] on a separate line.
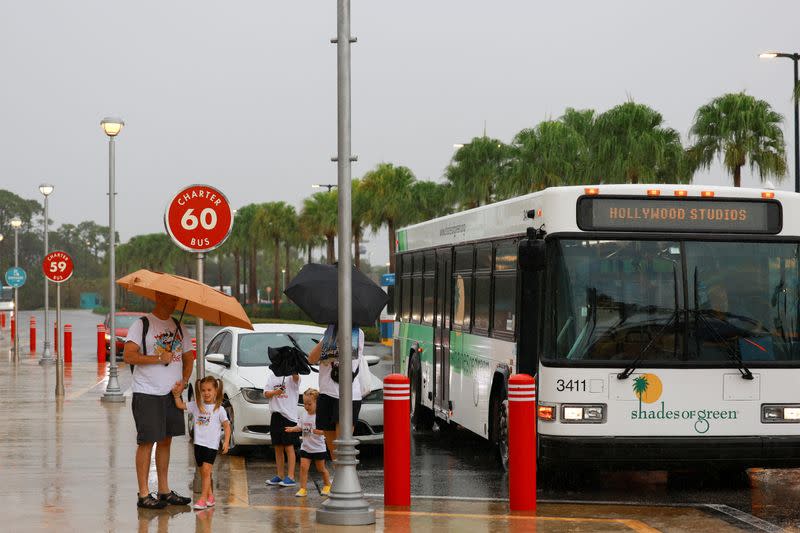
[42, 251, 74, 283]
[164, 184, 233, 252]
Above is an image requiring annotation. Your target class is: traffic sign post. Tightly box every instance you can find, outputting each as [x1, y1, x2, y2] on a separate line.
[165, 184, 234, 381]
[43, 251, 73, 398]
[5, 267, 26, 362]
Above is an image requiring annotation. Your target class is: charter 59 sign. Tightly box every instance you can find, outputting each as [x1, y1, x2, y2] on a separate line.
[165, 184, 233, 252]
[42, 251, 74, 283]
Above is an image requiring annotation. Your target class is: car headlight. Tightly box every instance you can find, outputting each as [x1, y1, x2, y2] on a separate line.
[241, 387, 269, 404]
[560, 404, 606, 423]
[363, 389, 383, 404]
[762, 404, 800, 423]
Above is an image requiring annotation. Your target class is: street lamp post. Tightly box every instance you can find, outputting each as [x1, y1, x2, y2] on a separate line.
[281, 269, 286, 302]
[38, 184, 54, 365]
[101, 116, 126, 403]
[760, 51, 800, 193]
[10, 217, 22, 362]
[312, 183, 338, 192]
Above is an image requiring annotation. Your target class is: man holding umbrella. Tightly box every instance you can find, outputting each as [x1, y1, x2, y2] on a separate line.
[124, 291, 193, 509]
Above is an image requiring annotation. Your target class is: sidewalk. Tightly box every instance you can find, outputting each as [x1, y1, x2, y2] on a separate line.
[0, 344, 777, 532]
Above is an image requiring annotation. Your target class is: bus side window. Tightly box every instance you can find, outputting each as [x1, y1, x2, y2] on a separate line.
[411, 252, 424, 323]
[473, 275, 491, 333]
[453, 245, 475, 332]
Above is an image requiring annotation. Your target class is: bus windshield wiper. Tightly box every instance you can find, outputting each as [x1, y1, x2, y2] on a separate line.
[618, 262, 680, 380]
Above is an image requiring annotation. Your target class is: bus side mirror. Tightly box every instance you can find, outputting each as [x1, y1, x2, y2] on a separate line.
[519, 239, 546, 270]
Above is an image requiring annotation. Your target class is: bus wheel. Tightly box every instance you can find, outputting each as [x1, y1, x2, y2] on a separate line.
[494, 397, 510, 471]
[410, 356, 434, 432]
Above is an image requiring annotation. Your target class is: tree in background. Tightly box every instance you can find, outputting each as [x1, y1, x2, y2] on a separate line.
[689, 92, 786, 187]
[254, 201, 296, 317]
[301, 191, 338, 264]
[361, 163, 415, 273]
[410, 180, 453, 220]
[445, 137, 510, 208]
[351, 179, 370, 270]
[592, 101, 689, 184]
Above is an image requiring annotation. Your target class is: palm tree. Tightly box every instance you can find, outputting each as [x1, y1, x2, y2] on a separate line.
[254, 201, 296, 317]
[233, 204, 260, 305]
[361, 163, 415, 273]
[301, 191, 338, 264]
[410, 180, 453, 222]
[351, 179, 369, 270]
[445, 137, 510, 207]
[506, 120, 588, 196]
[297, 210, 324, 264]
[593, 101, 689, 184]
[632, 375, 649, 413]
[689, 92, 787, 187]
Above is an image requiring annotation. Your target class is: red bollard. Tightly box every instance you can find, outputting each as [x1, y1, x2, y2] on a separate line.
[508, 374, 537, 512]
[97, 324, 106, 363]
[1, 312, 6, 329]
[64, 324, 72, 363]
[383, 373, 411, 506]
[10, 317, 15, 344]
[29, 316, 37, 354]
[191, 337, 197, 360]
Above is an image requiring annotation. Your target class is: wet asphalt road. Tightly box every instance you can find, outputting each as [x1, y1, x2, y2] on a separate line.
[25, 309, 800, 530]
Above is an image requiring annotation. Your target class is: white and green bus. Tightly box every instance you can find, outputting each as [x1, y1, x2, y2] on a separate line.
[394, 184, 800, 471]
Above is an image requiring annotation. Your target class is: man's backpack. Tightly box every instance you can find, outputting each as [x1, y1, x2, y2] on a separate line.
[129, 316, 184, 373]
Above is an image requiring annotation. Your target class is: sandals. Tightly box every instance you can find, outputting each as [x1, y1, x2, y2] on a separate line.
[159, 490, 192, 506]
[137, 493, 167, 509]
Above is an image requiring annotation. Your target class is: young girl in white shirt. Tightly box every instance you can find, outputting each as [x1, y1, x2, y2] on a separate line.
[286, 388, 331, 497]
[172, 376, 231, 510]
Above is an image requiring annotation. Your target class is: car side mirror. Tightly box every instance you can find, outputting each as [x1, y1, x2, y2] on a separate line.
[206, 353, 229, 367]
[364, 355, 380, 367]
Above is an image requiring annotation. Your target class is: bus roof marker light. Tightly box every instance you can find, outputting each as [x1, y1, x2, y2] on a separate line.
[762, 191, 776, 199]
[646, 189, 661, 196]
[584, 187, 599, 196]
[701, 190, 715, 198]
[674, 190, 688, 197]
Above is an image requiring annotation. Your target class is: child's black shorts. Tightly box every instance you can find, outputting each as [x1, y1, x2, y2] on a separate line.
[270, 412, 300, 446]
[194, 444, 218, 466]
[300, 450, 328, 461]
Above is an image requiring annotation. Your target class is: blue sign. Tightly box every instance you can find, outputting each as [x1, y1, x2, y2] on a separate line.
[380, 273, 395, 287]
[5, 267, 26, 288]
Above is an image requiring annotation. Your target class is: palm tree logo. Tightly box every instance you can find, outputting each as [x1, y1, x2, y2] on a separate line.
[633, 375, 649, 413]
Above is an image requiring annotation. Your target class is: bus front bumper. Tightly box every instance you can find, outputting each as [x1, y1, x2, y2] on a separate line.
[539, 434, 800, 469]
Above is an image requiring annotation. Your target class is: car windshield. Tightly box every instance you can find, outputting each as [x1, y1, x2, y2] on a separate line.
[545, 239, 800, 364]
[237, 332, 322, 367]
[114, 315, 142, 329]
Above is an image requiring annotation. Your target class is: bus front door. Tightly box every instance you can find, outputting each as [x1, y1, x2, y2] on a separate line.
[434, 250, 452, 414]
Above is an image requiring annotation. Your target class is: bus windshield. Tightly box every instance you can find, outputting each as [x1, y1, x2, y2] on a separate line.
[545, 239, 800, 364]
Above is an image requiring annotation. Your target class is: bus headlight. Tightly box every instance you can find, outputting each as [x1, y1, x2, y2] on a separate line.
[762, 404, 800, 423]
[560, 404, 606, 423]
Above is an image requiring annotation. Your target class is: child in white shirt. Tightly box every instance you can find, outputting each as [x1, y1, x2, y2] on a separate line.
[286, 388, 331, 497]
[263, 370, 300, 487]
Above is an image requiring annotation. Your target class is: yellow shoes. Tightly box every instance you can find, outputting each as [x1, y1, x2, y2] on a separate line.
[295, 488, 307, 497]
[321, 485, 331, 496]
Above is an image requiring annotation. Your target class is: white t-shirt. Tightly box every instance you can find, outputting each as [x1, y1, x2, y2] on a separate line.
[263, 369, 300, 423]
[318, 327, 364, 400]
[299, 411, 326, 453]
[126, 314, 185, 396]
[187, 401, 228, 450]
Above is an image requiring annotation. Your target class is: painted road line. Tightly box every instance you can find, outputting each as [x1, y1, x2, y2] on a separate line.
[65, 377, 107, 401]
[704, 504, 783, 533]
[365, 492, 508, 502]
[227, 456, 249, 507]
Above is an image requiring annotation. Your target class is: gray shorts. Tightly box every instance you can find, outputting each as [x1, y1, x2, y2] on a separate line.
[132, 392, 185, 444]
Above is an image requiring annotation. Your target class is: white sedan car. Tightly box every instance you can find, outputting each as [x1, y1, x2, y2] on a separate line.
[188, 324, 384, 453]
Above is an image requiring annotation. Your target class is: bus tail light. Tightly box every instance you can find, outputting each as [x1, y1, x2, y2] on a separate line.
[537, 405, 555, 421]
[762, 404, 800, 422]
[561, 404, 606, 423]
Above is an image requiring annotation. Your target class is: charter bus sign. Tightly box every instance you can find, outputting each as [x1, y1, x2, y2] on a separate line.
[577, 197, 782, 234]
[165, 185, 234, 252]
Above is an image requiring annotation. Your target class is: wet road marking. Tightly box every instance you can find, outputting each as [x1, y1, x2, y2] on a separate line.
[365, 492, 508, 503]
[704, 504, 784, 533]
[65, 377, 107, 401]
[227, 456, 249, 507]
[247, 503, 657, 531]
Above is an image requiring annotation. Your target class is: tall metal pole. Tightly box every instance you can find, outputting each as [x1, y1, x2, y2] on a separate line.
[13, 226, 19, 362]
[102, 136, 124, 402]
[195, 252, 205, 380]
[793, 57, 799, 194]
[55, 284, 64, 397]
[317, 0, 375, 525]
[39, 194, 54, 365]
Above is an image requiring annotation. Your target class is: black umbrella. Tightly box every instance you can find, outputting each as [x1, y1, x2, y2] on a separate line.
[268, 346, 312, 377]
[284, 263, 389, 327]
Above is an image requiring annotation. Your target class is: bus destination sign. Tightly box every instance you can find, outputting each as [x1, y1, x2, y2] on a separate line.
[577, 197, 782, 234]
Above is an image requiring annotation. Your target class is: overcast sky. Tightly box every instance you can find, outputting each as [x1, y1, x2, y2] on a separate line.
[1, 1, 799, 265]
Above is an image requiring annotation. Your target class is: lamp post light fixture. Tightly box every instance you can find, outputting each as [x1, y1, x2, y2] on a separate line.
[38, 184, 55, 365]
[101, 116, 126, 403]
[10, 217, 21, 361]
[760, 51, 800, 193]
[312, 183, 338, 192]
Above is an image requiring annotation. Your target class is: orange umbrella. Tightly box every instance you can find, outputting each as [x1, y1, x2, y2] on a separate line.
[116, 269, 253, 330]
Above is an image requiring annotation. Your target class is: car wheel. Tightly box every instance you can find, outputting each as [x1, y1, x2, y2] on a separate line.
[494, 396, 509, 472]
[410, 356, 434, 432]
[223, 399, 241, 455]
